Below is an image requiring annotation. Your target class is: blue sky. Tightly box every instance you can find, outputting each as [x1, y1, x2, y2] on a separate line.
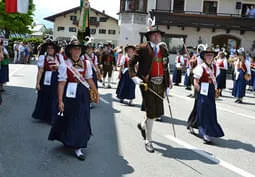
[33, 0, 120, 28]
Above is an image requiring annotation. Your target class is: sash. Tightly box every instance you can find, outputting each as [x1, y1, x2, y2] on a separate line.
[85, 54, 97, 71]
[64, 61, 90, 89]
[202, 63, 217, 89]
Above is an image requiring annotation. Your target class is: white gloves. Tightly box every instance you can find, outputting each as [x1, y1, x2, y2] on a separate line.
[166, 87, 171, 96]
[132, 76, 143, 85]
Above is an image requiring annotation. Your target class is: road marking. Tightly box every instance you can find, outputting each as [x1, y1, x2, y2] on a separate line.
[100, 97, 110, 104]
[170, 92, 255, 120]
[165, 135, 255, 177]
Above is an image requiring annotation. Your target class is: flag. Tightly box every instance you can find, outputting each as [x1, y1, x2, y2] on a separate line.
[5, 0, 29, 13]
[78, 0, 90, 37]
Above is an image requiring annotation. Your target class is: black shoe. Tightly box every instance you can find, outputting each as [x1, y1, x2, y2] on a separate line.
[145, 142, 155, 153]
[120, 99, 124, 103]
[137, 123, 146, 140]
[185, 87, 191, 90]
[237, 100, 243, 104]
[107, 85, 111, 88]
[76, 154, 85, 161]
[155, 118, 163, 122]
[235, 99, 239, 103]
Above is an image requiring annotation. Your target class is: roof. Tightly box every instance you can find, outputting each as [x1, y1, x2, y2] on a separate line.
[44, 6, 118, 22]
[29, 24, 46, 32]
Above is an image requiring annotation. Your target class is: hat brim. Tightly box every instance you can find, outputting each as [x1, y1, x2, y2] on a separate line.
[200, 51, 217, 60]
[41, 42, 59, 54]
[65, 44, 85, 58]
[145, 30, 165, 38]
[124, 45, 136, 52]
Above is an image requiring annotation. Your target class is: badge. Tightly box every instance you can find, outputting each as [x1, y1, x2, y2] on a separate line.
[66, 82, 78, 98]
[200, 82, 209, 96]
[44, 71, 52, 86]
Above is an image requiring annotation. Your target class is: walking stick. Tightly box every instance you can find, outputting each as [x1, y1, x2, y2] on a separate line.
[140, 83, 177, 137]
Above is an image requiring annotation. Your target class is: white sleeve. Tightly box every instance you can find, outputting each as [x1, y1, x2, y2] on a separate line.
[37, 55, 45, 68]
[3, 47, 8, 55]
[180, 56, 185, 65]
[85, 60, 93, 79]
[119, 55, 126, 66]
[58, 54, 65, 63]
[58, 62, 67, 82]
[245, 60, 251, 74]
[224, 58, 228, 70]
[193, 65, 203, 79]
[216, 65, 220, 77]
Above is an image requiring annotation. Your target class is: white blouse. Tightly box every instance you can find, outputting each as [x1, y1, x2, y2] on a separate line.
[37, 54, 64, 69]
[193, 63, 220, 79]
[58, 58, 93, 82]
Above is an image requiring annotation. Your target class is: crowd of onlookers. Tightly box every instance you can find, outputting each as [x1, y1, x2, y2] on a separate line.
[13, 41, 35, 64]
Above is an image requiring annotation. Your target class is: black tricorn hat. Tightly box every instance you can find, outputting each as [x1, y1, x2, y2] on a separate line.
[40, 40, 59, 54]
[200, 47, 217, 60]
[65, 40, 85, 58]
[124, 45, 136, 52]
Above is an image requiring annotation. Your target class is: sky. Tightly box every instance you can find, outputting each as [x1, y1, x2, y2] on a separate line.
[33, 0, 120, 28]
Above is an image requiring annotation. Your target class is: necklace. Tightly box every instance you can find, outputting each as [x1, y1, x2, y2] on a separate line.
[71, 58, 82, 68]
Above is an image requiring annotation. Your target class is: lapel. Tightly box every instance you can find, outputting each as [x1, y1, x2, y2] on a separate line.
[147, 42, 154, 62]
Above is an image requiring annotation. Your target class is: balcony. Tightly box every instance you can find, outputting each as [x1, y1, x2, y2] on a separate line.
[150, 9, 255, 33]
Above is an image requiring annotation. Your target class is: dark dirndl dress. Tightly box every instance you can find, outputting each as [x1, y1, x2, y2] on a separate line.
[0, 59, 9, 84]
[184, 70, 191, 87]
[92, 69, 98, 88]
[172, 66, 182, 84]
[251, 69, 255, 90]
[48, 83, 92, 148]
[116, 70, 135, 100]
[216, 69, 227, 89]
[197, 83, 224, 137]
[140, 81, 164, 119]
[187, 90, 199, 129]
[232, 69, 247, 98]
[32, 70, 58, 123]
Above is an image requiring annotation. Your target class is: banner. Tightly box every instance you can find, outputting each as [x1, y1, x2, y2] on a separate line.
[5, 0, 29, 13]
[79, 0, 90, 37]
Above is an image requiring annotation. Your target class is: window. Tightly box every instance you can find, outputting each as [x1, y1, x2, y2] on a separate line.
[90, 29, 96, 34]
[203, 1, 218, 15]
[173, 0, 184, 12]
[69, 27, 77, 32]
[70, 16, 77, 21]
[90, 17, 97, 22]
[120, 0, 147, 12]
[57, 26, 65, 31]
[99, 29, 106, 34]
[108, 30, 116, 35]
[99, 17, 107, 22]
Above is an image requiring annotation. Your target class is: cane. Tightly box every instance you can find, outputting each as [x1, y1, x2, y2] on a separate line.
[166, 92, 177, 137]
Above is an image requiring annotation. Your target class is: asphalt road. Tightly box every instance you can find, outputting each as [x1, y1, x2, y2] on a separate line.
[0, 64, 254, 177]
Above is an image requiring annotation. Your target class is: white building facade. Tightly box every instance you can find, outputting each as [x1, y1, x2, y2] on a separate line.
[44, 7, 120, 47]
[119, 0, 255, 55]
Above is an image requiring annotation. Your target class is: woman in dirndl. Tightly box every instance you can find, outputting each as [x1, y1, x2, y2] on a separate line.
[48, 40, 99, 161]
[248, 56, 255, 91]
[216, 52, 228, 96]
[232, 53, 251, 103]
[116, 45, 136, 105]
[193, 48, 224, 143]
[32, 41, 61, 124]
[0, 40, 10, 92]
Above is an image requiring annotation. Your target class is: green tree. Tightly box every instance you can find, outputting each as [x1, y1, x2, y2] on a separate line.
[0, 0, 35, 38]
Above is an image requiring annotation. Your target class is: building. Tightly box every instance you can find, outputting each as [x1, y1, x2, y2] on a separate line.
[29, 24, 47, 38]
[44, 7, 120, 47]
[119, 0, 255, 55]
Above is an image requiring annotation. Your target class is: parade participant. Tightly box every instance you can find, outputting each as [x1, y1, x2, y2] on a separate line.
[0, 40, 10, 92]
[32, 40, 61, 124]
[101, 42, 115, 88]
[84, 43, 100, 88]
[250, 56, 255, 91]
[116, 45, 136, 105]
[48, 40, 99, 161]
[172, 51, 184, 86]
[193, 48, 224, 143]
[216, 52, 228, 96]
[232, 53, 251, 103]
[129, 24, 172, 153]
[184, 53, 192, 90]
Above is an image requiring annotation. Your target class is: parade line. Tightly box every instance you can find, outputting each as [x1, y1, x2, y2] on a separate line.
[165, 135, 255, 177]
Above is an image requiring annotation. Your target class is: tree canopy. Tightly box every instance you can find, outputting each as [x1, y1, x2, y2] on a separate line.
[0, 0, 35, 38]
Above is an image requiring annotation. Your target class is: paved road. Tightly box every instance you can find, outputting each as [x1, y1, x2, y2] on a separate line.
[0, 64, 254, 177]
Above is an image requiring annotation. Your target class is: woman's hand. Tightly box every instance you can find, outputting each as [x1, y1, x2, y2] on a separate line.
[58, 101, 64, 112]
[36, 83, 40, 91]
